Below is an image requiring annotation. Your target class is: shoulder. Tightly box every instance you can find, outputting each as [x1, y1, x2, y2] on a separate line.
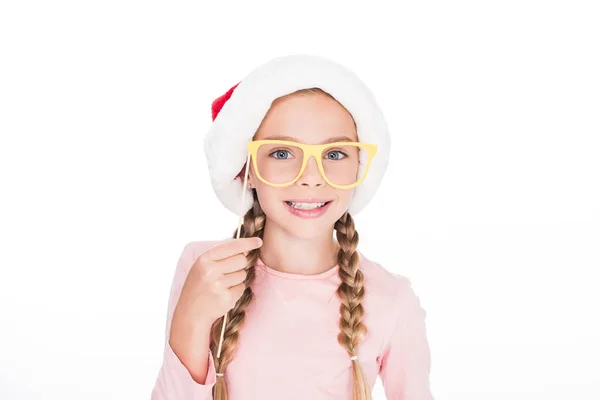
[357, 250, 428, 348]
[358, 250, 426, 327]
[357, 249, 415, 303]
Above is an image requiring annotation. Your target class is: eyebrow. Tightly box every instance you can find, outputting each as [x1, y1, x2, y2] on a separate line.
[262, 135, 355, 144]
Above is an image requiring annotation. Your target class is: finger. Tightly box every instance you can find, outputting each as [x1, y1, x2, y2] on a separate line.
[220, 269, 248, 288]
[228, 282, 247, 301]
[205, 237, 262, 261]
[218, 254, 250, 274]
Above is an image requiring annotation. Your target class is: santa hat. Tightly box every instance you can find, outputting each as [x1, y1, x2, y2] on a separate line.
[204, 54, 391, 216]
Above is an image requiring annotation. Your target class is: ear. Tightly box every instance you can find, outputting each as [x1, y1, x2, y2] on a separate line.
[236, 162, 254, 188]
[245, 165, 254, 189]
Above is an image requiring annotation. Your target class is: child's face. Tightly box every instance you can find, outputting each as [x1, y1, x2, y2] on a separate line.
[247, 92, 358, 240]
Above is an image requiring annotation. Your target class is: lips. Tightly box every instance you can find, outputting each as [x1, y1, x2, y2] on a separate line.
[284, 200, 333, 218]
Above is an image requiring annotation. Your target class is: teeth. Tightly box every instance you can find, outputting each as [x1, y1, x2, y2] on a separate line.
[286, 201, 327, 210]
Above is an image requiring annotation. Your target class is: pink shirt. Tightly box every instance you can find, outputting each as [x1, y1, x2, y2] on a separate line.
[151, 240, 434, 399]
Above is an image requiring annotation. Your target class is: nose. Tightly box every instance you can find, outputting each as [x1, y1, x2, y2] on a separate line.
[296, 155, 325, 188]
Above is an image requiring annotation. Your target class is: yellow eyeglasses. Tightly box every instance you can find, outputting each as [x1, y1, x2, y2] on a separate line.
[246, 139, 378, 189]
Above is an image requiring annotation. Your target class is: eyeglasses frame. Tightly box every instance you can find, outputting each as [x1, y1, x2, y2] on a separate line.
[246, 139, 378, 189]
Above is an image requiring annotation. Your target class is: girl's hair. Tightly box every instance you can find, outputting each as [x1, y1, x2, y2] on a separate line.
[209, 88, 372, 400]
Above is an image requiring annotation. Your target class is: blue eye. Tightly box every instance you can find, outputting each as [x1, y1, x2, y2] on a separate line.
[269, 149, 292, 159]
[325, 150, 347, 160]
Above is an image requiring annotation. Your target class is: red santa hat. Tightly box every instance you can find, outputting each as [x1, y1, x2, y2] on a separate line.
[204, 54, 391, 216]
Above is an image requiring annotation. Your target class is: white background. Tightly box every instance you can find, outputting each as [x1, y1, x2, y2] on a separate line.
[1, 1, 599, 399]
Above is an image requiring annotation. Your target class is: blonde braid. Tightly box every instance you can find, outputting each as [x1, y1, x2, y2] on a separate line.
[210, 194, 265, 400]
[334, 211, 372, 400]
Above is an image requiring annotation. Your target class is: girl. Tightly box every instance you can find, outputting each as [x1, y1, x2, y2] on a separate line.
[151, 55, 433, 400]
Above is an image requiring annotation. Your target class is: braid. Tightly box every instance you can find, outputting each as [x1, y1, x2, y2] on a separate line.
[210, 192, 265, 400]
[334, 211, 372, 400]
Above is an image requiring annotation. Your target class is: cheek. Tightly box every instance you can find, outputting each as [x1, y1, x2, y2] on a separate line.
[335, 188, 355, 206]
[253, 185, 281, 209]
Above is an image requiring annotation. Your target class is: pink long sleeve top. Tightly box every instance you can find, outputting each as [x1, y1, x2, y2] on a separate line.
[151, 240, 434, 399]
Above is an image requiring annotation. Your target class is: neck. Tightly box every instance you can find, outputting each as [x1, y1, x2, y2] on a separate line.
[258, 219, 340, 275]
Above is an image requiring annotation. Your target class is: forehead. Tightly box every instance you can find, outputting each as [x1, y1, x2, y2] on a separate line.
[254, 92, 357, 142]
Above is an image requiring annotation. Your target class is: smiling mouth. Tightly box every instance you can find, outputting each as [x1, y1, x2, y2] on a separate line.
[284, 201, 332, 210]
